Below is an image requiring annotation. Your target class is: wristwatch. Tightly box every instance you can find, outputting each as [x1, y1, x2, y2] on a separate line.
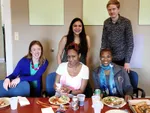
[69, 90, 72, 94]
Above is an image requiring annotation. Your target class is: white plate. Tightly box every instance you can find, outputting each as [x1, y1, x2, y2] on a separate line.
[49, 96, 70, 105]
[0, 98, 10, 108]
[102, 96, 126, 108]
[105, 109, 128, 113]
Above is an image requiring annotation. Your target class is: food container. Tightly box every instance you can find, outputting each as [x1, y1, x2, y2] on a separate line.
[128, 99, 150, 113]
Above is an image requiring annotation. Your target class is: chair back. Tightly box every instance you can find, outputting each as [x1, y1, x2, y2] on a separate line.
[128, 70, 145, 98]
[46, 72, 56, 96]
[128, 70, 138, 90]
[84, 82, 93, 98]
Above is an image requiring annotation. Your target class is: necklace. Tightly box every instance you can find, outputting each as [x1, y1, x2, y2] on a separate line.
[31, 61, 40, 70]
[68, 62, 80, 68]
[68, 63, 81, 76]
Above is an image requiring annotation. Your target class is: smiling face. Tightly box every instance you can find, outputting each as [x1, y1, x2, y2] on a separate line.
[107, 4, 120, 19]
[100, 50, 112, 66]
[30, 44, 41, 60]
[67, 49, 80, 66]
[72, 21, 83, 35]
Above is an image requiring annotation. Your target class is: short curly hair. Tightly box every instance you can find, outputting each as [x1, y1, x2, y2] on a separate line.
[100, 48, 112, 57]
[66, 42, 80, 55]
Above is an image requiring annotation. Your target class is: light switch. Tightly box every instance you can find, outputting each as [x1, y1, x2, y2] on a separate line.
[14, 32, 19, 40]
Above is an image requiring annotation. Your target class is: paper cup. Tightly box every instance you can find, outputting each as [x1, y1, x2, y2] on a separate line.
[10, 97, 18, 110]
[77, 94, 85, 106]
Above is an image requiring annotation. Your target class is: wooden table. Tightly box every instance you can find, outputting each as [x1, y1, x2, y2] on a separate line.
[0, 98, 133, 113]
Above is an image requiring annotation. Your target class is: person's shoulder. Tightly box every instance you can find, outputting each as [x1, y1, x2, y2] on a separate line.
[112, 63, 126, 74]
[104, 17, 111, 23]
[19, 57, 30, 62]
[80, 63, 89, 79]
[81, 63, 89, 70]
[112, 63, 122, 69]
[61, 36, 67, 41]
[93, 66, 100, 73]
[16, 57, 30, 66]
[59, 62, 68, 67]
[120, 16, 131, 23]
[59, 36, 67, 45]
[86, 35, 90, 42]
[86, 35, 90, 39]
[44, 59, 49, 65]
[86, 35, 90, 47]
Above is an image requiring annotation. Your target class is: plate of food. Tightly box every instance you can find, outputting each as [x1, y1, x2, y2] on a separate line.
[49, 95, 70, 105]
[102, 96, 126, 108]
[0, 98, 10, 108]
[129, 100, 150, 113]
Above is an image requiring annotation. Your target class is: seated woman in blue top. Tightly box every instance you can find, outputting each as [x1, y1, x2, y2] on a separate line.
[92, 48, 133, 101]
[0, 40, 48, 97]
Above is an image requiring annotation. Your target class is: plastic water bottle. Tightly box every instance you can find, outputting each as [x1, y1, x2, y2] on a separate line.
[94, 89, 101, 99]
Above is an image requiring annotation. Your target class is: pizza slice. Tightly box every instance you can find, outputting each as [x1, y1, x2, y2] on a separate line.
[0, 100, 5, 106]
[58, 95, 69, 104]
[135, 102, 150, 113]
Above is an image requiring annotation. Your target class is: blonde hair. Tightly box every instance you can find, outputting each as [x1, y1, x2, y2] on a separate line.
[107, 0, 120, 9]
[24, 40, 46, 66]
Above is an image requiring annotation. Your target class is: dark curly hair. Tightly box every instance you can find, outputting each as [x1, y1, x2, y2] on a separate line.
[66, 42, 80, 55]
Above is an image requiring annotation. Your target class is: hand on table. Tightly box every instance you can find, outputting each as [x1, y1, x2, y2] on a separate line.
[125, 95, 132, 102]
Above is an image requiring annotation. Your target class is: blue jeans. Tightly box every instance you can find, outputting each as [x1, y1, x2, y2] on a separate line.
[0, 80, 30, 97]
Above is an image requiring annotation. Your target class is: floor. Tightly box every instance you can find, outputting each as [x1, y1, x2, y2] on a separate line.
[0, 63, 6, 80]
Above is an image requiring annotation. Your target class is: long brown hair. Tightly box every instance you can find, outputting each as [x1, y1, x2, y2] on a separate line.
[24, 40, 46, 66]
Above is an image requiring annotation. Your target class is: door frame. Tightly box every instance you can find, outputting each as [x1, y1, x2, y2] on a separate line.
[3, 0, 13, 75]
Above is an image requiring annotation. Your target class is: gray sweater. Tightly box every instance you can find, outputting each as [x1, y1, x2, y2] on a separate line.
[92, 63, 133, 97]
[101, 15, 134, 63]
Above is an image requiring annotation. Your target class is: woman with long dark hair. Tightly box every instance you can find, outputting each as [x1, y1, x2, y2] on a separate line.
[57, 17, 90, 66]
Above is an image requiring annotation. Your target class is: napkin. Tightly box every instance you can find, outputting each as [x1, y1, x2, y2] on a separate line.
[41, 107, 54, 113]
[18, 97, 30, 106]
